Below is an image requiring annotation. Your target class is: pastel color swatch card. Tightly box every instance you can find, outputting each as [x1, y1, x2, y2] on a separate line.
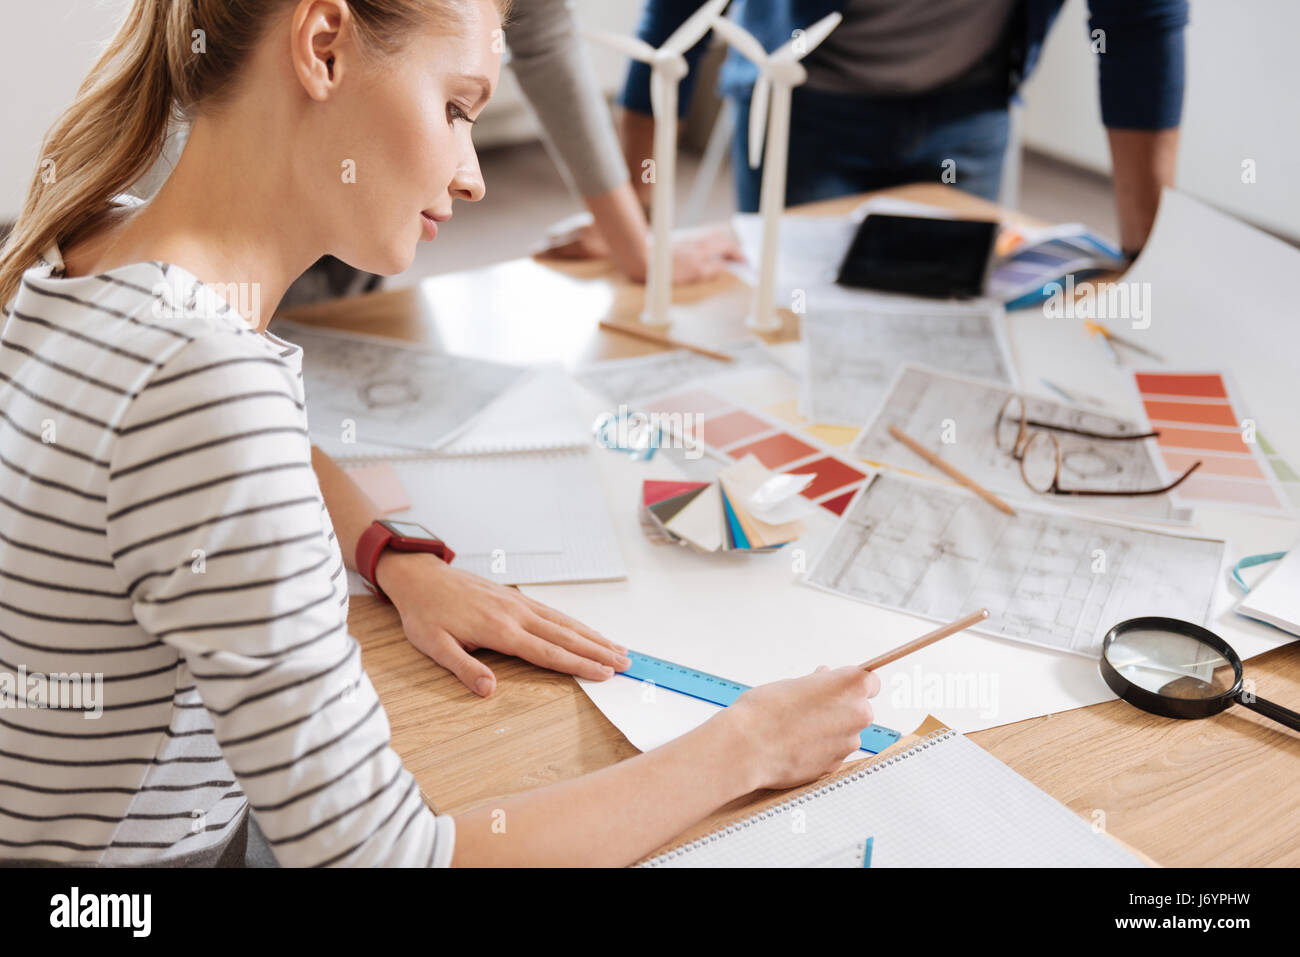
[1133, 371, 1295, 515]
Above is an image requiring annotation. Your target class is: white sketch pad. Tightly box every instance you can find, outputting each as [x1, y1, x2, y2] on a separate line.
[641, 728, 1144, 868]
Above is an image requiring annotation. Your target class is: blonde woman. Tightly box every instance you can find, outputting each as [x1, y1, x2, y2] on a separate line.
[0, 0, 879, 867]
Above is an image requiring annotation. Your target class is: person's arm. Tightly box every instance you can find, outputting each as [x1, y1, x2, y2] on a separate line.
[507, 0, 740, 282]
[453, 666, 880, 867]
[1105, 128, 1179, 257]
[310, 446, 629, 696]
[1088, 0, 1189, 254]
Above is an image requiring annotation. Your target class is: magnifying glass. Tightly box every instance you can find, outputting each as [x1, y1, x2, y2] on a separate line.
[1100, 616, 1300, 732]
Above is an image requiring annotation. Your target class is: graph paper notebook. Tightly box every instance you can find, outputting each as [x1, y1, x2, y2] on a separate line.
[640, 726, 1145, 868]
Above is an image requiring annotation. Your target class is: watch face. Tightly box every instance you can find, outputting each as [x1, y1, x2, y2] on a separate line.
[380, 520, 439, 542]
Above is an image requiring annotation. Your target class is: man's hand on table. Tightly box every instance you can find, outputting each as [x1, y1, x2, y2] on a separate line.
[375, 551, 630, 696]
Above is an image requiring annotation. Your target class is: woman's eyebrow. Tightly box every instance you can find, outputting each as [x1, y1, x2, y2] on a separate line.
[454, 74, 493, 109]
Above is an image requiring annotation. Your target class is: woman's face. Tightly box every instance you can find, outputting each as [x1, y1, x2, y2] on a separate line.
[312, 0, 501, 275]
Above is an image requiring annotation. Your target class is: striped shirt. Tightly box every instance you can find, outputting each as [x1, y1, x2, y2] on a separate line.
[0, 248, 453, 866]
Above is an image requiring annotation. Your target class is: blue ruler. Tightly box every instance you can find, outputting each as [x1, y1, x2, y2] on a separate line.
[620, 650, 901, 754]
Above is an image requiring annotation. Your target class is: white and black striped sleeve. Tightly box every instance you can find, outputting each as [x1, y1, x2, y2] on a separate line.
[103, 333, 452, 866]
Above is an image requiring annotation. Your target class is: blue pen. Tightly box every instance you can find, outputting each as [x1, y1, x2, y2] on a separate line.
[862, 837, 874, 868]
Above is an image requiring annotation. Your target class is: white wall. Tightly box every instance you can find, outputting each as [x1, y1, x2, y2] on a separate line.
[0, 0, 643, 221]
[0, 0, 130, 221]
[1020, 0, 1300, 240]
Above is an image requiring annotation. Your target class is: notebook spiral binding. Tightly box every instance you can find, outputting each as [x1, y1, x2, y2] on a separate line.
[638, 727, 956, 867]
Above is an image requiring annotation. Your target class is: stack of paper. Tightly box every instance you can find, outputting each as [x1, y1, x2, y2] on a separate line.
[641, 457, 806, 553]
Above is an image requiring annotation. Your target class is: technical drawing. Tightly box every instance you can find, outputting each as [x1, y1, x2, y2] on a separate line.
[806, 473, 1224, 657]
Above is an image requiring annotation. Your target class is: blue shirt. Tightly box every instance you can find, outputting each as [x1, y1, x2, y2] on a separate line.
[619, 0, 1188, 130]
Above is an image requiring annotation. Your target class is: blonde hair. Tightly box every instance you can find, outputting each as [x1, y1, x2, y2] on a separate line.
[0, 0, 508, 310]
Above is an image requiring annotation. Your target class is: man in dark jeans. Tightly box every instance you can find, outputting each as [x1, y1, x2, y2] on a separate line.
[620, 0, 1187, 259]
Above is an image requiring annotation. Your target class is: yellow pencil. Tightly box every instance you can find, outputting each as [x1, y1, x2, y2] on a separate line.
[860, 609, 990, 671]
[888, 425, 1017, 516]
[599, 320, 734, 362]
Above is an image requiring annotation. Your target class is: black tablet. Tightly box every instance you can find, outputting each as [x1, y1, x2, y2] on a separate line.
[836, 213, 999, 299]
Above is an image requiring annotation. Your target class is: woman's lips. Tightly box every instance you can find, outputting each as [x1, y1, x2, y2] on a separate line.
[420, 212, 439, 241]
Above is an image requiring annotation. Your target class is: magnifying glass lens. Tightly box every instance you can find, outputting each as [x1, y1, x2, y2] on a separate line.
[1103, 627, 1235, 699]
[1102, 617, 1300, 731]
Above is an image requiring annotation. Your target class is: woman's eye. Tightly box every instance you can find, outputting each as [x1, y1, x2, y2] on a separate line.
[447, 104, 474, 126]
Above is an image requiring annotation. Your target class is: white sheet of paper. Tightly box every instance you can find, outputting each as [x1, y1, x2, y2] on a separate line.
[800, 300, 1017, 426]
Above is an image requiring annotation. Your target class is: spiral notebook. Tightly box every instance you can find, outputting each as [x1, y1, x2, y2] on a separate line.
[640, 724, 1145, 868]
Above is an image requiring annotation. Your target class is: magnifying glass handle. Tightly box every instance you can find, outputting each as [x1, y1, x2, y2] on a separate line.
[1236, 693, 1300, 733]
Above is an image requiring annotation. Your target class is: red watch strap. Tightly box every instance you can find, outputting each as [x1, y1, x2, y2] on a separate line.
[355, 521, 396, 602]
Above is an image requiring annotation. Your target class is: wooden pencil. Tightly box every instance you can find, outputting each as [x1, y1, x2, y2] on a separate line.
[598, 319, 734, 362]
[859, 609, 990, 672]
[887, 425, 1017, 516]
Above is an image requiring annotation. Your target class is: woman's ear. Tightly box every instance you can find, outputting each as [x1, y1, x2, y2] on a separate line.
[291, 0, 353, 101]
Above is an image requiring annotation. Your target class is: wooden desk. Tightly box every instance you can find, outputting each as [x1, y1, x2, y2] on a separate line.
[283, 183, 1300, 867]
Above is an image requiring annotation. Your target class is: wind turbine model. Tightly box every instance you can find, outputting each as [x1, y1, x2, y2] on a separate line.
[711, 12, 842, 330]
[586, 0, 729, 325]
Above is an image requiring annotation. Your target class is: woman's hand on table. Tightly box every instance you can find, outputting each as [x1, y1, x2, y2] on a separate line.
[726, 665, 882, 792]
[377, 552, 629, 696]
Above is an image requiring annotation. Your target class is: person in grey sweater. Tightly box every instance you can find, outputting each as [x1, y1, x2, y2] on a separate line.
[505, 0, 742, 284]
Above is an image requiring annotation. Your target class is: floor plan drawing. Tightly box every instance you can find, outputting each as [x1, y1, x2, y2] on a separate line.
[800, 303, 1014, 427]
[806, 474, 1224, 657]
[850, 365, 1191, 523]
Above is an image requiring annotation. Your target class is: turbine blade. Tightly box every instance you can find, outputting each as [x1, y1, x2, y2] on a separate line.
[663, 0, 730, 56]
[711, 17, 768, 66]
[585, 30, 657, 63]
[774, 12, 843, 62]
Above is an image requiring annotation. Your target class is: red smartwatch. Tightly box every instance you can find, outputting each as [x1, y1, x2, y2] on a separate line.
[355, 519, 455, 601]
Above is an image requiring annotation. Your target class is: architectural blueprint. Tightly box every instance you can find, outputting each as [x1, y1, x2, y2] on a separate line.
[273, 319, 525, 458]
[805, 474, 1225, 657]
[800, 302, 1015, 427]
[850, 365, 1192, 523]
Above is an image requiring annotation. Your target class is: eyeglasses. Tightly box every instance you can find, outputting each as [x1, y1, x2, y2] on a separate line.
[994, 395, 1201, 497]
